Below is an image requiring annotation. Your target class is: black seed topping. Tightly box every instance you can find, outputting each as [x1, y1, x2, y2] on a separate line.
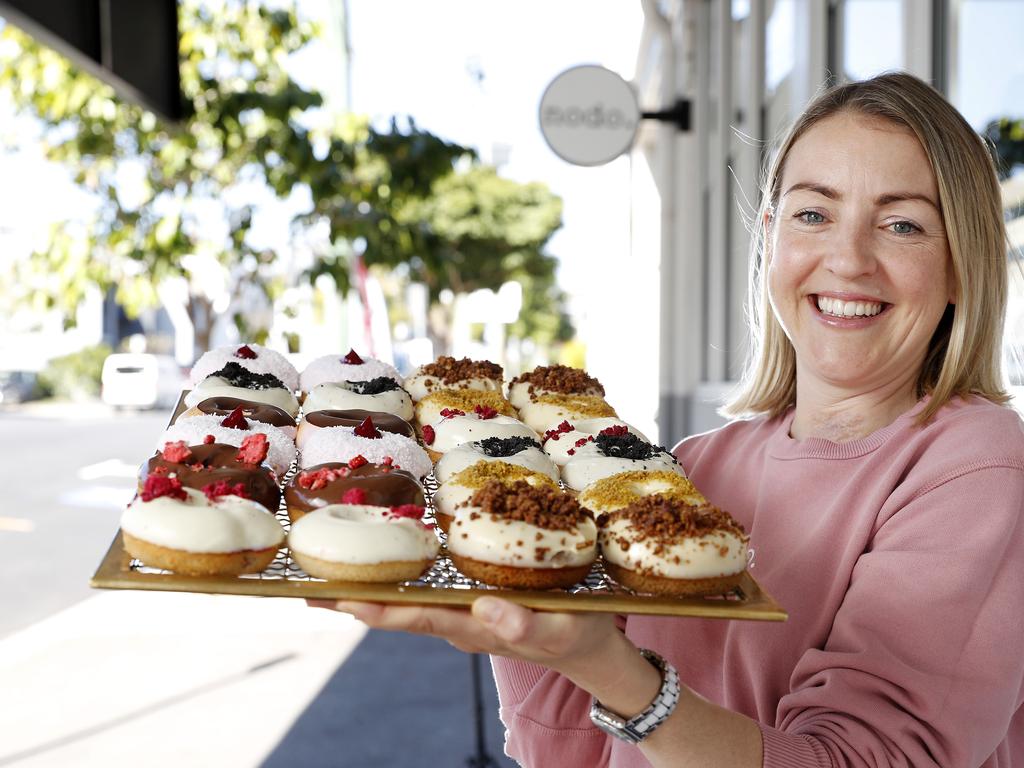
[478, 436, 542, 457]
[210, 362, 286, 391]
[594, 432, 671, 461]
[346, 377, 401, 395]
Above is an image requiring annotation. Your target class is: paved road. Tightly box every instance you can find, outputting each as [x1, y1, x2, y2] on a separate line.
[0, 404, 516, 767]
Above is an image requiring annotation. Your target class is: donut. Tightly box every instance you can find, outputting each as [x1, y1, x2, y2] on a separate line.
[302, 378, 414, 421]
[447, 480, 597, 590]
[142, 440, 282, 512]
[177, 396, 297, 439]
[287, 503, 439, 582]
[541, 419, 648, 467]
[296, 409, 415, 452]
[560, 431, 684, 493]
[298, 419, 433, 478]
[517, 394, 617, 434]
[189, 344, 299, 392]
[507, 365, 605, 411]
[158, 413, 297, 476]
[415, 390, 516, 430]
[432, 461, 558, 533]
[421, 411, 537, 463]
[578, 470, 706, 516]
[433, 436, 559, 484]
[597, 496, 748, 597]
[299, 350, 402, 392]
[121, 479, 284, 576]
[185, 362, 299, 417]
[404, 356, 503, 402]
[284, 461, 425, 522]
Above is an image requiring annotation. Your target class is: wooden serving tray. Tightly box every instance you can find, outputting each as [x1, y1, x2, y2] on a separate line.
[91, 393, 787, 621]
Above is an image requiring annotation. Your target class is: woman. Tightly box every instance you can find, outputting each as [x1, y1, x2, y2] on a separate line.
[311, 72, 1024, 767]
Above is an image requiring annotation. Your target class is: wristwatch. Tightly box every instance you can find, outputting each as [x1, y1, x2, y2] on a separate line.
[589, 648, 680, 744]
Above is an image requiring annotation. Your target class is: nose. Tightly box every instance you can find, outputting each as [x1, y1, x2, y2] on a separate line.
[822, 221, 877, 279]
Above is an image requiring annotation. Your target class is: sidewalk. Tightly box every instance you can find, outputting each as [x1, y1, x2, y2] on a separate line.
[0, 591, 515, 768]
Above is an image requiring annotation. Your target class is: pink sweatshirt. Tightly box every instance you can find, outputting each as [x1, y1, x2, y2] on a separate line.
[492, 396, 1024, 767]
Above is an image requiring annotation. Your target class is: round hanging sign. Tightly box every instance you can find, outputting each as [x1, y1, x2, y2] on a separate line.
[538, 64, 640, 167]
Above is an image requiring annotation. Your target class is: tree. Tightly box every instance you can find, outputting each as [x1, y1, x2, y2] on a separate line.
[984, 117, 1024, 180]
[0, 0, 571, 358]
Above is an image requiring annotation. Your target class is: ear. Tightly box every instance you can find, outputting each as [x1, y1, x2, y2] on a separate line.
[762, 209, 774, 262]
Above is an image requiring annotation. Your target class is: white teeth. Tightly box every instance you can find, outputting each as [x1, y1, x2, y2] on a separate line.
[815, 296, 883, 318]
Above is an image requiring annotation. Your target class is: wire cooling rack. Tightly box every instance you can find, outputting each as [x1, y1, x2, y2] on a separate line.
[91, 394, 787, 620]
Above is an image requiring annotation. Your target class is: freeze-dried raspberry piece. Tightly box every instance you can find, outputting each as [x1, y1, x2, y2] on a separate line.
[474, 405, 498, 420]
[160, 441, 193, 463]
[598, 425, 629, 437]
[296, 466, 350, 491]
[353, 416, 382, 439]
[343, 349, 364, 365]
[220, 406, 249, 430]
[388, 504, 425, 520]
[141, 475, 187, 502]
[574, 437, 591, 448]
[421, 425, 435, 445]
[439, 408, 466, 419]
[203, 434, 216, 444]
[341, 488, 368, 504]
[381, 456, 394, 467]
[202, 481, 249, 501]
[236, 433, 269, 465]
[235, 345, 258, 359]
[543, 420, 574, 443]
[348, 455, 368, 469]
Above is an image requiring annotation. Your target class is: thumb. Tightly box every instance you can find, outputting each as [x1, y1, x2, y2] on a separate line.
[472, 597, 534, 644]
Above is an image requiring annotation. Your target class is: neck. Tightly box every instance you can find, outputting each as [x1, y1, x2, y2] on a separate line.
[791, 373, 921, 442]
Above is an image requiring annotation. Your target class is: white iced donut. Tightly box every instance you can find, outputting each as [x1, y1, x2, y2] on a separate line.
[506, 365, 605, 411]
[288, 504, 439, 582]
[302, 379, 414, 421]
[517, 394, 617, 434]
[541, 418, 648, 466]
[578, 469, 706, 515]
[414, 390, 516, 428]
[433, 437, 559, 484]
[404, 356, 504, 402]
[426, 413, 537, 454]
[560, 433, 684, 492]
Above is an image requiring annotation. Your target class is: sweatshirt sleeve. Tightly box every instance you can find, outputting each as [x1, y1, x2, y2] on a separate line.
[762, 463, 1024, 768]
[490, 656, 612, 766]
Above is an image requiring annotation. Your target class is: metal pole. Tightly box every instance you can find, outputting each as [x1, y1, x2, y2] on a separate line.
[465, 653, 499, 768]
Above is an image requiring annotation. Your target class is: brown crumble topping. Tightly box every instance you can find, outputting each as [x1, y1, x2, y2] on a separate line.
[533, 394, 616, 419]
[510, 365, 605, 397]
[420, 356, 503, 384]
[420, 389, 515, 416]
[468, 480, 588, 531]
[598, 497, 747, 557]
[535, 532, 543, 541]
[534, 546, 550, 562]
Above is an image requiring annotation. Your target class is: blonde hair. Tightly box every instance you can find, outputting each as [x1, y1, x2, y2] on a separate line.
[724, 71, 1011, 424]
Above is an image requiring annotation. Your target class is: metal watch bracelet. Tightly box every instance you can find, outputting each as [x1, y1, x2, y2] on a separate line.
[589, 648, 681, 745]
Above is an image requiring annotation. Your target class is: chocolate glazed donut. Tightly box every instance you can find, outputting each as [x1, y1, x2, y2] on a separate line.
[284, 462, 425, 521]
[196, 397, 297, 429]
[141, 443, 282, 512]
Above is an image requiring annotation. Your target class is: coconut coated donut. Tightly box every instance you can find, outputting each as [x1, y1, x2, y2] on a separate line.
[296, 409, 415, 452]
[158, 413, 296, 476]
[189, 344, 299, 392]
[177, 396, 297, 439]
[185, 362, 299, 417]
[298, 421, 433, 478]
[299, 350, 402, 392]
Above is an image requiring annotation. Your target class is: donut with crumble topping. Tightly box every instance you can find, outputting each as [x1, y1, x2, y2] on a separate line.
[447, 480, 597, 589]
[507, 364, 605, 410]
[597, 496, 748, 597]
[404, 356, 504, 402]
[432, 460, 558, 533]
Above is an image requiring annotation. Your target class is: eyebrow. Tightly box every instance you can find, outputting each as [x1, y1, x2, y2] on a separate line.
[782, 182, 940, 211]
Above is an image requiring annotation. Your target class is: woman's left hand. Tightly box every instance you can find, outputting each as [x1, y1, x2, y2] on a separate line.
[307, 597, 623, 682]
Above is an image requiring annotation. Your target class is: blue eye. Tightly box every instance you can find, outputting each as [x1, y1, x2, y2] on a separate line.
[890, 221, 919, 235]
[796, 210, 825, 224]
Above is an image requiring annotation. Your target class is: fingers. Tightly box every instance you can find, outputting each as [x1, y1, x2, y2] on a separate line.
[472, 597, 585, 656]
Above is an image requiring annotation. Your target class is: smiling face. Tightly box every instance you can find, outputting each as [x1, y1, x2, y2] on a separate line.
[766, 111, 955, 404]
